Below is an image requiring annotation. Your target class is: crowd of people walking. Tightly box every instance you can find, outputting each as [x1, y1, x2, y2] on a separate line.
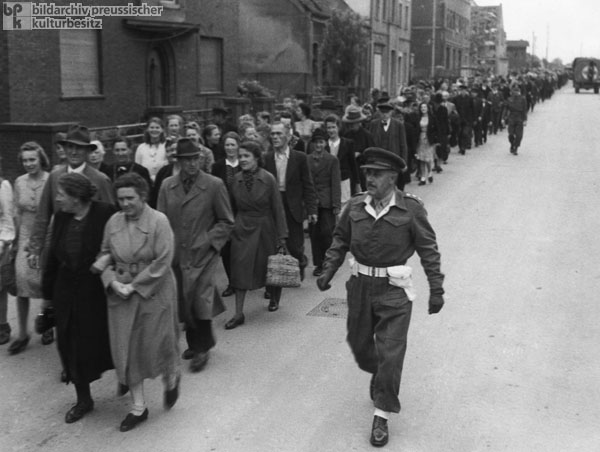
[0, 69, 566, 439]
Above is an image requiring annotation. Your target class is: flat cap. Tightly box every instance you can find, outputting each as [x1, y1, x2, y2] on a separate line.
[361, 147, 406, 173]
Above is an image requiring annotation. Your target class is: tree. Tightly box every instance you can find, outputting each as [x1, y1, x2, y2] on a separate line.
[321, 9, 369, 86]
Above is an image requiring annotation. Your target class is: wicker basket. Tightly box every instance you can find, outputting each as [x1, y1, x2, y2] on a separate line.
[266, 252, 301, 288]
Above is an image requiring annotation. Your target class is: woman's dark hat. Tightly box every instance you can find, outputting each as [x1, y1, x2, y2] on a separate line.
[360, 147, 406, 173]
[311, 128, 328, 142]
[58, 125, 97, 150]
[175, 138, 201, 158]
[342, 105, 367, 123]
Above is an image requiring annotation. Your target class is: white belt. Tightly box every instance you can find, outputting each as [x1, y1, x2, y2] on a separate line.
[355, 262, 387, 278]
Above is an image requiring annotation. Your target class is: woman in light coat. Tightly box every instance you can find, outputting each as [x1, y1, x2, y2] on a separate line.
[97, 173, 180, 432]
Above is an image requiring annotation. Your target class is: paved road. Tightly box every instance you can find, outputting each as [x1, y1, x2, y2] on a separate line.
[2, 84, 600, 452]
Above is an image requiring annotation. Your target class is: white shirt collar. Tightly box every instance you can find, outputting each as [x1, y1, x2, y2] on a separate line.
[275, 146, 290, 159]
[68, 162, 86, 174]
[225, 159, 239, 167]
[363, 192, 396, 220]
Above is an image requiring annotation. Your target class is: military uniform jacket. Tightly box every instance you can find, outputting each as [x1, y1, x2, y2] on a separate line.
[323, 189, 444, 292]
[503, 95, 528, 123]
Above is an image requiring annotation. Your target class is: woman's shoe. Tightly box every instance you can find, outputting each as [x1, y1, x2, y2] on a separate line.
[268, 299, 279, 312]
[65, 400, 94, 424]
[221, 286, 235, 297]
[119, 408, 149, 432]
[418, 180, 426, 186]
[225, 314, 245, 330]
[428, 176, 434, 183]
[164, 374, 181, 409]
[181, 349, 194, 360]
[41, 329, 54, 345]
[0, 323, 11, 345]
[8, 335, 30, 355]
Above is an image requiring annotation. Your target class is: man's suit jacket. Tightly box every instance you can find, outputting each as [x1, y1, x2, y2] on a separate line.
[325, 137, 360, 193]
[264, 149, 318, 224]
[368, 117, 408, 162]
[307, 151, 341, 211]
[29, 164, 115, 255]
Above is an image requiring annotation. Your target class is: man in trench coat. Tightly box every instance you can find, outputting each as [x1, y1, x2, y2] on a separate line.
[157, 138, 234, 372]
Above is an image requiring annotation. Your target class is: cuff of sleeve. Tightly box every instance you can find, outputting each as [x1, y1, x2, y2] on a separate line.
[430, 287, 445, 296]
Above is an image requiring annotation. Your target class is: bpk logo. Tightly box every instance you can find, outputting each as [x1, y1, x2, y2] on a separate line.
[3, 2, 32, 30]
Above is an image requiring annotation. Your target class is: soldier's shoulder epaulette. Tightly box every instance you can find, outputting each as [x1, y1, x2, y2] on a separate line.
[403, 192, 424, 206]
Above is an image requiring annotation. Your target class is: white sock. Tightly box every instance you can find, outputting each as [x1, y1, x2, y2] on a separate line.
[131, 403, 146, 416]
[374, 408, 389, 420]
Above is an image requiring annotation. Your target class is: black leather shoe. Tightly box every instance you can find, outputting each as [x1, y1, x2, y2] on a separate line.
[312, 266, 323, 276]
[221, 286, 235, 297]
[189, 351, 209, 373]
[418, 180, 426, 186]
[268, 299, 279, 312]
[119, 408, 149, 432]
[370, 415, 389, 447]
[0, 323, 11, 345]
[428, 176, 434, 183]
[41, 329, 54, 345]
[164, 374, 180, 409]
[8, 335, 30, 355]
[65, 400, 94, 424]
[225, 314, 245, 330]
[182, 348, 194, 360]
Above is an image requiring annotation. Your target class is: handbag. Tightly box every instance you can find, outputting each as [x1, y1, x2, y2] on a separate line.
[0, 246, 17, 296]
[266, 248, 301, 288]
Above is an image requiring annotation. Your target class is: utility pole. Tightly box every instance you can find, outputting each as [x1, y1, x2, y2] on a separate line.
[431, 0, 436, 79]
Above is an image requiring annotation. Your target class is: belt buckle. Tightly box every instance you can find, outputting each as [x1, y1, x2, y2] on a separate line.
[370, 266, 375, 277]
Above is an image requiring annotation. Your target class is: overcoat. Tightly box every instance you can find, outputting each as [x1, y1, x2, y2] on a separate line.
[368, 117, 408, 163]
[229, 169, 287, 290]
[100, 205, 179, 386]
[42, 201, 116, 385]
[157, 171, 234, 324]
[308, 152, 342, 210]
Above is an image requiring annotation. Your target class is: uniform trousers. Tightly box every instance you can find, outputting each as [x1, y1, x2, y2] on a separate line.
[346, 274, 412, 413]
[308, 207, 336, 268]
[281, 195, 308, 270]
[508, 121, 524, 148]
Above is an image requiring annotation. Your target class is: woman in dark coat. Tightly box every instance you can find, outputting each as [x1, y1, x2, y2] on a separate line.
[211, 131, 242, 297]
[42, 173, 116, 424]
[224, 141, 287, 329]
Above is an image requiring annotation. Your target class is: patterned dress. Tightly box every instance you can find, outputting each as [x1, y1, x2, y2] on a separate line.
[14, 172, 48, 298]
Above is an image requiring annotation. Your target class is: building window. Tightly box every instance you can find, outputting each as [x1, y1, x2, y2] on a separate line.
[375, 0, 381, 21]
[59, 30, 101, 97]
[198, 37, 223, 93]
[404, 5, 409, 29]
[398, 2, 402, 28]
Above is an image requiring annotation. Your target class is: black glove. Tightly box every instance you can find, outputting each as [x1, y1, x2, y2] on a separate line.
[316, 270, 334, 291]
[428, 294, 444, 314]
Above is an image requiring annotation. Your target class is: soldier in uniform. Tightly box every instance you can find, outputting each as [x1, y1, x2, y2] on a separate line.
[316, 148, 445, 447]
[503, 85, 528, 155]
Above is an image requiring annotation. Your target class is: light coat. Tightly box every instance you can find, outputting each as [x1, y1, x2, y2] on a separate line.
[100, 205, 179, 386]
[157, 171, 234, 323]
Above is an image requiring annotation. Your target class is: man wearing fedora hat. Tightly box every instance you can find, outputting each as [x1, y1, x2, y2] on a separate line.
[342, 105, 375, 191]
[368, 100, 408, 189]
[317, 147, 445, 447]
[27, 125, 116, 269]
[157, 138, 234, 373]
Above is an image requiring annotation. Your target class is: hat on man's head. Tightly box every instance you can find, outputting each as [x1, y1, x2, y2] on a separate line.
[58, 125, 97, 150]
[310, 128, 328, 142]
[361, 147, 406, 173]
[174, 138, 201, 158]
[342, 105, 367, 123]
[378, 91, 390, 102]
[376, 98, 395, 111]
[212, 106, 230, 116]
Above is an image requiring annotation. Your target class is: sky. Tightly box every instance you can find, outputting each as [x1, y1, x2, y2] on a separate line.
[475, 0, 600, 63]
